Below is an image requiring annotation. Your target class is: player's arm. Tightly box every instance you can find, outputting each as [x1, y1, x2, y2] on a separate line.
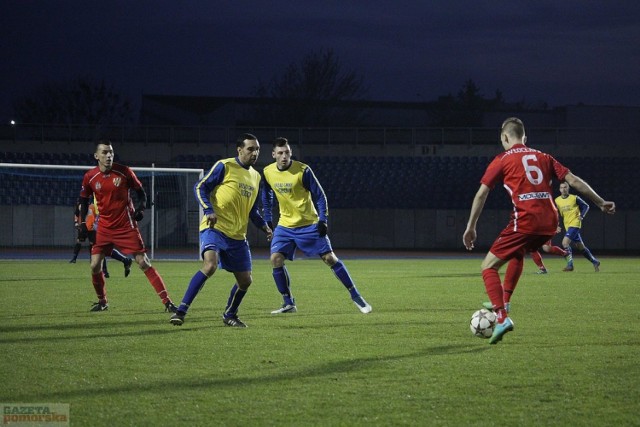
[195, 162, 225, 214]
[575, 196, 590, 220]
[73, 199, 81, 228]
[303, 167, 328, 222]
[463, 184, 491, 250]
[249, 194, 273, 241]
[303, 167, 329, 236]
[260, 176, 275, 228]
[564, 173, 615, 214]
[125, 167, 148, 221]
[194, 162, 225, 228]
[78, 196, 91, 239]
[133, 187, 147, 221]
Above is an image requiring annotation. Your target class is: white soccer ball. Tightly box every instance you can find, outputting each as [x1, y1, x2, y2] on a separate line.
[470, 308, 497, 339]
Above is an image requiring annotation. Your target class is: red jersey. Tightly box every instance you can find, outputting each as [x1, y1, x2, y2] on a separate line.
[481, 144, 569, 235]
[80, 163, 143, 230]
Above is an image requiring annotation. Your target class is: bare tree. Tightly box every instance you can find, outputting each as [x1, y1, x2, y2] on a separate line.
[250, 49, 369, 126]
[433, 80, 512, 126]
[12, 76, 135, 126]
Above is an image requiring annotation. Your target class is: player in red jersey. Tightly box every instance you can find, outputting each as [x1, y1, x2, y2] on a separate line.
[70, 198, 133, 278]
[463, 117, 615, 344]
[78, 141, 177, 313]
[528, 236, 568, 274]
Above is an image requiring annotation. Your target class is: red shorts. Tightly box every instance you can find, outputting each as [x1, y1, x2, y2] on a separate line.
[490, 226, 553, 261]
[91, 226, 146, 256]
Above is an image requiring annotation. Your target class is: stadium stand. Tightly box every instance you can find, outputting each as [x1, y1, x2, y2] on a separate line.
[1, 151, 638, 210]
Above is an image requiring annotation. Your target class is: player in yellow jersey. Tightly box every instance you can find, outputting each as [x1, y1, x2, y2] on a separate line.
[169, 134, 273, 327]
[262, 137, 371, 314]
[555, 181, 600, 272]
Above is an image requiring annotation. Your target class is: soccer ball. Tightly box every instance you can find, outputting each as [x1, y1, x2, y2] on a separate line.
[470, 309, 497, 339]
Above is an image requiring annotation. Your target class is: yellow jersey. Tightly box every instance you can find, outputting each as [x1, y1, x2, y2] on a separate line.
[262, 160, 328, 228]
[555, 194, 589, 230]
[195, 158, 262, 240]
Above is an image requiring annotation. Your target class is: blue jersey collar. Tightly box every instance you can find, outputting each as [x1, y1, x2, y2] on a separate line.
[235, 157, 250, 170]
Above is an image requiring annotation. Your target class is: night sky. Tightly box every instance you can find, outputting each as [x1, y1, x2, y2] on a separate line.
[2, 1, 640, 121]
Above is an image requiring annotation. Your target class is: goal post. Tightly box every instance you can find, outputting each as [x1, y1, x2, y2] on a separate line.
[0, 162, 204, 260]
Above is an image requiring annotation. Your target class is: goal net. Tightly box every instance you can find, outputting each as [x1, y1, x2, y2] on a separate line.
[0, 162, 204, 260]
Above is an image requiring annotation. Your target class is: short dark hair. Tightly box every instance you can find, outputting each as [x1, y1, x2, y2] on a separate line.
[237, 133, 258, 148]
[501, 117, 525, 139]
[272, 137, 289, 149]
[94, 140, 112, 152]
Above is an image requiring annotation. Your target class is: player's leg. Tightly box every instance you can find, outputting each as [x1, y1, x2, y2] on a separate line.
[574, 238, 600, 271]
[112, 227, 176, 311]
[101, 258, 109, 278]
[542, 243, 568, 257]
[70, 240, 81, 263]
[270, 252, 296, 314]
[482, 251, 515, 345]
[561, 234, 574, 271]
[480, 252, 509, 322]
[321, 251, 372, 314]
[269, 227, 297, 313]
[89, 250, 108, 311]
[503, 254, 524, 313]
[217, 235, 253, 327]
[133, 252, 176, 311]
[170, 248, 218, 325]
[222, 271, 252, 328]
[296, 224, 371, 313]
[109, 247, 133, 277]
[482, 229, 544, 344]
[529, 250, 547, 274]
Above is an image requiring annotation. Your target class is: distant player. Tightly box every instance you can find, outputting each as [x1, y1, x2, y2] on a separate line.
[528, 238, 568, 274]
[463, 117, 615, 345]
[261, 137, 371, 314]
[70, 198, 132, 278]
[79, 140, 177, 312]
[555, 181, 601, 272]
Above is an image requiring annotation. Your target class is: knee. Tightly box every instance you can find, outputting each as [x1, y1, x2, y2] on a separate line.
[201, 261, 217, 277]
[270, 253, 285, 268]
[136, 254, 151, 271]
[237, 277, 252, 291]
[90, 260, 102, 273]
[322, 252, 338, 267]
[480, 261, 493, 271]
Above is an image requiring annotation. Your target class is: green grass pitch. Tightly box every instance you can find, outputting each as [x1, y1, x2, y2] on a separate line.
[1, 256, 638, 426]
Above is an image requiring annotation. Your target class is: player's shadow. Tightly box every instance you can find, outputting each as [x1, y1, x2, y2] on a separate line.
[9, 343, 491, 402]
[0, 314, 217, 344]
[0, 325, 210, 345]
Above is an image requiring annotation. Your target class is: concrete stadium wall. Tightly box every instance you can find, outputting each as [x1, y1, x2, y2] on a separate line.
[246, 208, 636, 252]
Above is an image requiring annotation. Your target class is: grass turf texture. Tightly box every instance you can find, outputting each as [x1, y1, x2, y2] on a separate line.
[0, 256, 638, 426]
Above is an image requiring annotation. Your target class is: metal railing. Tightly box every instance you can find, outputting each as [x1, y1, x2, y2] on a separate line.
[1, 123, 635, 148]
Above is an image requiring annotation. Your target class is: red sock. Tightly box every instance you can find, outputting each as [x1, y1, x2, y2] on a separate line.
[548, 245, 567, 256]
[496, 308, 508, 324]
[481, 268, 503, 309]
[144, 267, 170, 304]
[91, 272, 107, 303]
[530, 250, 545, 270]
[503, 257, 523, 303]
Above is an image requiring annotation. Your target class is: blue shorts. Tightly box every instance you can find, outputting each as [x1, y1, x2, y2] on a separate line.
[199, 229, 252, 272]
[565, 227, 584, 244]
[271, 223, 333, 261]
